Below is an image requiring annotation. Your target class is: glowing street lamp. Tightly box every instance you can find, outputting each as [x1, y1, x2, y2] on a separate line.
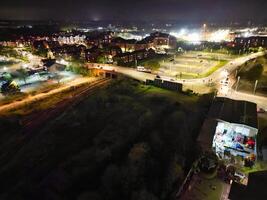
[22, 64, 28, 69]
[221, 69, 229, 78]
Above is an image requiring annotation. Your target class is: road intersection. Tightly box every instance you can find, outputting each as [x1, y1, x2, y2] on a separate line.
[109, 51, 267, 108]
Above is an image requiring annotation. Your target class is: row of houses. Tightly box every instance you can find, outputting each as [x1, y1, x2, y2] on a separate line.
[1, 30, 177, 64]
[30, 31, 176, 64]
[233, 36, 267, 48]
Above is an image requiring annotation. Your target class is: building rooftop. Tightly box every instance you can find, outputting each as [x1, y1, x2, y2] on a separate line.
[197, 97, 258, 152]
[229, 170, 267, 200]
[208, 97, 258, 129]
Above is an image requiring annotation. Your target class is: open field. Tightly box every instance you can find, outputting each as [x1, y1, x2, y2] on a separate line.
[158, 51, 234, 79]
[235, 55, 267, 96]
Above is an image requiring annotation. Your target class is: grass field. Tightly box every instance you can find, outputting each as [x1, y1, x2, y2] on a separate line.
[200, 60, 228, 78]
[137, 84, 199, 104]
[236, 55, 267, 96]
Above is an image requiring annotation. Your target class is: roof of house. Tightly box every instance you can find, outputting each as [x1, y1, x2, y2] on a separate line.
[136, 36, 154, 44]
[150, 32, 170, 38]
[208, 97, 258, 129]
[197, 97, 258, 152]
[111, 37, 137, 44]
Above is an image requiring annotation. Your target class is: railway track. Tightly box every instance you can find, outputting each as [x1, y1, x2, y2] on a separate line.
[20, 78, 111, 133]
[0, 78, 113, 192]
[0, 78, 111, 173]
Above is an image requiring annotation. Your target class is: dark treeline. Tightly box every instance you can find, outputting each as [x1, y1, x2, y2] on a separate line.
[0, 25, 61, 41]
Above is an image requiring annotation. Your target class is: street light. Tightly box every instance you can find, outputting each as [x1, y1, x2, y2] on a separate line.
[22, 64, 28, 69]
[254, 80, 258, 94]
[235, 76, 240, 92]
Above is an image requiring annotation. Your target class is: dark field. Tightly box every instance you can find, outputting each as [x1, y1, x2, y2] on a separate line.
[0, 78, 212, 200]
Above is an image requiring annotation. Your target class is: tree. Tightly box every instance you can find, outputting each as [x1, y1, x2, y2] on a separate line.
[143, 60, 160, 70]
[128, 143, 150, 163]
[53, 73, 63, 84]
[1, 72, 12, 81]
[101, 164, 122, 198]
[96, 55, 107, 64]
[16, 68, 29, 84]
[131, 189, 159, 200]
[1, 80, 20, 95]
[34, 48, 48, 57]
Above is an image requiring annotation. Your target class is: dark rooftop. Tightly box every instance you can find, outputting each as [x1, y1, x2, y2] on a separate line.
[208, 97, 258, 129]
[229, 170, 267, 200]
[111, 37, 137, 44]
[197, 97, 258, 152]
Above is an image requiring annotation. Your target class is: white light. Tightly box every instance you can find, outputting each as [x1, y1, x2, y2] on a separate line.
[3, 67, 7, 71]
[170, 29, 187, 38]
[243, 31, 252, 38]
[28, 54, 33, 59]
[187, 32, 201, 44]
[22, 64, 28, 69]
[221, 69, 229, 78]
[179, 29, 187, 36]
[220, 85, 229, 95]
[209, 29, 230, 42]
[170, 29, 201, 44]
[58, 59, 69, 66]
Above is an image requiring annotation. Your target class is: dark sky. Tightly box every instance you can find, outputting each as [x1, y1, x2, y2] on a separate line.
[1, 0, 267, 22]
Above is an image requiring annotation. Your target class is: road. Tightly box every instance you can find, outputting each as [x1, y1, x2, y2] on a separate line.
[220, 89, 267, 110]
[112, 66, 156, 82]
[109, 51, 267, 107]
[110, 51, 266, 85]
[1, 51, 266, 114]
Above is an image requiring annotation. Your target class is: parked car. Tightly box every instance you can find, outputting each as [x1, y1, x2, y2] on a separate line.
[257, 108, 266, 113]
[234, 171, 246, 182]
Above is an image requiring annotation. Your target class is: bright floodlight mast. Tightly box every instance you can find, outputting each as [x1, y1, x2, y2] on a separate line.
[203, 23, 207, 41]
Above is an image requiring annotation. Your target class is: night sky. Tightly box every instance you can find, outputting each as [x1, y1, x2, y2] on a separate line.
[1, 0, 267, 22]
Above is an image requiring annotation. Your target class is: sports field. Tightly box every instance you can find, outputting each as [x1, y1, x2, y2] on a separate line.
[158, 51, 235, 79]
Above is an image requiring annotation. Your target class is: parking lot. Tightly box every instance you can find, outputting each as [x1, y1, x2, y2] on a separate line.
[158, 51, 235, 78]
[0, 55, 81, 100]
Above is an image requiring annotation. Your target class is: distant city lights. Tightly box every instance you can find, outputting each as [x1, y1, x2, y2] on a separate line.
[209, 29, 230, 42]
[187, 32, 201, 44]
[58, 59, 69, 66]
